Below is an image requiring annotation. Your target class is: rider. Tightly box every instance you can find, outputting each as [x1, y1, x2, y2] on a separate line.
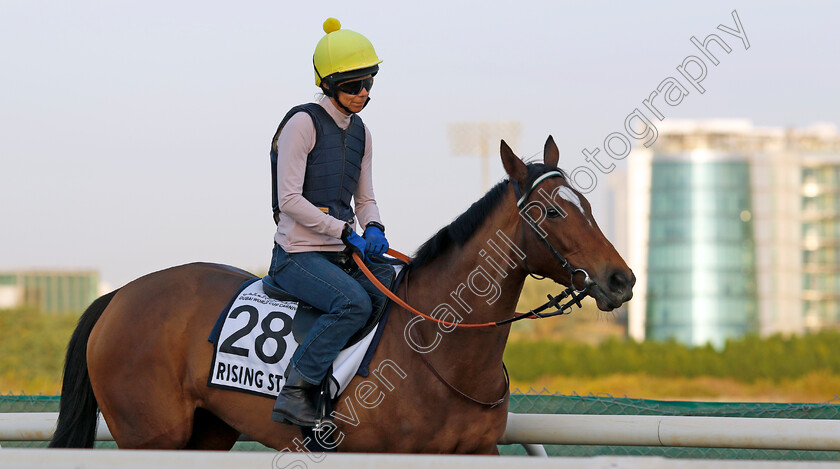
[268, 18, 389, 426]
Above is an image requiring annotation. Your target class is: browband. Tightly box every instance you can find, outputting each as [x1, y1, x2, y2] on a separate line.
[515, 171, 566, 208]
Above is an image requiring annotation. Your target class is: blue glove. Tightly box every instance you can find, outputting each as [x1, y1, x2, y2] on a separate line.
[341, 224, 367, 259]
[363, 225, 389, 257]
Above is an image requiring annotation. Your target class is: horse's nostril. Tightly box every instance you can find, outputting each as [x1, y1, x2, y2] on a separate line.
[609, 270, 631, 293]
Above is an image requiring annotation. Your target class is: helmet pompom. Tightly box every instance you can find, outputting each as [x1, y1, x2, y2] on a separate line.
[323, 18, 341, 34]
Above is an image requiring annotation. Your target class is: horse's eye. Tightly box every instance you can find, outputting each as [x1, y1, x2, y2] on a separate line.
[546, 208, 562, 218]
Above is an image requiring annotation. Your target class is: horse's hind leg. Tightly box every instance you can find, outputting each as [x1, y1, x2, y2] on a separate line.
[95, 371, 238, 450]
[184, 408, 240, 450]
[94, 382, 194, 449]
[92, 346, 238, 450]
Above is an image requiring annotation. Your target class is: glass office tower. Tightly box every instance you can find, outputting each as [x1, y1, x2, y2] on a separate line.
[627, 121, 840, 345]
[644, 153, 758, 347]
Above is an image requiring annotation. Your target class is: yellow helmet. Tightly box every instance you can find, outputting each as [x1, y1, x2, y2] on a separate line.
[313, 18, 382, 89]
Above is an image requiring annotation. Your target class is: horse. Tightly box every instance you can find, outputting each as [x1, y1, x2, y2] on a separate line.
[49, 136, 634, 454]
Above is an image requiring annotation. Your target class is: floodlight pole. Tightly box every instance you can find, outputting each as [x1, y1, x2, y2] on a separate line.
[479, 123, 490, 193]
[448, 121, 522, 194]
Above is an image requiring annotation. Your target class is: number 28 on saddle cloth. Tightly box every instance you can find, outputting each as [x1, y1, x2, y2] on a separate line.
[207, 258, 399, 399]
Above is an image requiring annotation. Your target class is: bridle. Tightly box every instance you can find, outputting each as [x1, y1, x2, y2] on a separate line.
[505, 170, 594, 323]
[351, 170, 595, 329]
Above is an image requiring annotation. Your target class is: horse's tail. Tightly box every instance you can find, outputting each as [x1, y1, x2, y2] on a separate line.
[49, 289, 119, 448]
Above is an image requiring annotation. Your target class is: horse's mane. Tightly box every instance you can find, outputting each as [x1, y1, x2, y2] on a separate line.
[410, 163, 563, 270]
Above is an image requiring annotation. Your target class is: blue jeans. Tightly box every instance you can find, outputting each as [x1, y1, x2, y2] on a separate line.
[268, 244, 372, 385]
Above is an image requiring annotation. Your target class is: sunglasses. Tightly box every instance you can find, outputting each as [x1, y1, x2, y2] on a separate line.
[336, 77, 374, 95]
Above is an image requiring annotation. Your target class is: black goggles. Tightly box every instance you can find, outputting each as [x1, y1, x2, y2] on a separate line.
[336, 77, 374, 95]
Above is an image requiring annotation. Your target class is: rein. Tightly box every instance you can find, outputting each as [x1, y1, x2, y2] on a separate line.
[353, 250, 512, 328]
[350, 171, 594, 329]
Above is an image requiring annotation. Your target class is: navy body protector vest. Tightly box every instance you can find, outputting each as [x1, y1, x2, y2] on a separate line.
[270, 103, 366, 225]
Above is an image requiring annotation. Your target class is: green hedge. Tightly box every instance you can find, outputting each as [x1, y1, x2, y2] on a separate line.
[504, 332, 840, 382]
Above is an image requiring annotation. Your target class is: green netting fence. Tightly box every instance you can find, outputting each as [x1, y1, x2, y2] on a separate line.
[3, 391, 840, 460]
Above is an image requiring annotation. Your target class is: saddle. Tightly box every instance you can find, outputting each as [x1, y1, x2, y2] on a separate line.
[260, 255, 398, 349]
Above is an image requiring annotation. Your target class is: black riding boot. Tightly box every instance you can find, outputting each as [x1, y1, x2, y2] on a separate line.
[271, 368, 320, 426]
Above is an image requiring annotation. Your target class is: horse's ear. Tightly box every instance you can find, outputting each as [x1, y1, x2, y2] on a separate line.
[500, 139, 528, 183]
[544, 135, 559, 168]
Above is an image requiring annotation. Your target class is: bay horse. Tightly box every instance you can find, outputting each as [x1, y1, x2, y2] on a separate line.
[49, 136, 634, 454]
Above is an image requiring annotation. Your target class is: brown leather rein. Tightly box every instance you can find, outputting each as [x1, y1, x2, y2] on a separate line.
[350, 248, 587, 329]
[350, 249, 505, 329]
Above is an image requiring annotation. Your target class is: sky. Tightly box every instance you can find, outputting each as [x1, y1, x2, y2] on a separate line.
[1, 0, 839, 288]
